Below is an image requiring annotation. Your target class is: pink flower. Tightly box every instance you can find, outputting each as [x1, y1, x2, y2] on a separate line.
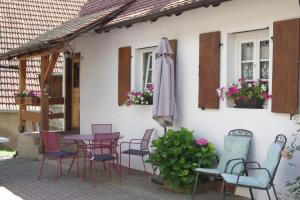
[196, 138, 208, 146]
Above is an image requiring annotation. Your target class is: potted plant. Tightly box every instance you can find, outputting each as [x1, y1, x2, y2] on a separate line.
[14, 91, 26, 104]
[125, 84, 153, 106]
[149, 128, 217, 193]
[14, 90, 41, 105]
[217, 79, 271, 109]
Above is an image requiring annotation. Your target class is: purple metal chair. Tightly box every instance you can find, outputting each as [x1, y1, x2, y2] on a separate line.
[120, 129, 154, 176]
[38, 131, 79, 182]
[91, 132, 120, 187]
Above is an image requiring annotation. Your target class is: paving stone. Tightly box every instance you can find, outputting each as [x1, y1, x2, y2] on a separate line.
[0, 158, 249, 200]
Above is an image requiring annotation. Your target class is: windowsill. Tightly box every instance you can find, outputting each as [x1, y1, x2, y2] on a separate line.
[224, 105, 269, 111]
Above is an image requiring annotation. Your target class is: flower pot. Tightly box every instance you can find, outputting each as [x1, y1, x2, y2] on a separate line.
[234, 98, 264, 109]
[215, 178, 236, 194]
[24, 96, 40, 105]
[14, 97, 24, 104]
[163, 180, 192, 194]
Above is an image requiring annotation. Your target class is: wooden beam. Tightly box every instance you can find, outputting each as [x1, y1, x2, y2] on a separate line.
[18, 59, 26, 133]
[40, 55, 50, 131]
[64, 57, 72, 131]
[18, 48, 63, 60]
[20, 111, 41, 122]
[44, 52, 60, 83]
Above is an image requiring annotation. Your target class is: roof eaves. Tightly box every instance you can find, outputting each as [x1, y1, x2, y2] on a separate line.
[0, 0, 136, 61]
[95, 0, 231, 33]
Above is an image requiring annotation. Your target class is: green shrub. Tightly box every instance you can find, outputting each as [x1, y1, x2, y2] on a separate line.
[149, 128, 217, 190]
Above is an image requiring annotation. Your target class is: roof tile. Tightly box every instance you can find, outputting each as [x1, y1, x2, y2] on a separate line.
[0, 0, 86, 111]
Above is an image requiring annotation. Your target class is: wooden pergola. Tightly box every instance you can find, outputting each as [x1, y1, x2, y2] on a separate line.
[18, 49, 64, 133]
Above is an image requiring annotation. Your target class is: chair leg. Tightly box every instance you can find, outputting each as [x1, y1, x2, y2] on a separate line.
[59, 158, 63, 176]
[266, 189, 271, 200]
[272, 184, 279, 200]
[103, 162, 106, 170]
[151, 163, 156, 175]
[141, 156, 148, 176]
[220, 180, 226, 200]
[68, 154, 76, 175]
[120, 153, 122, 179]
[55, 158, 61, 182]
[76, 153, 80, 178]
[128, 154, 131, 175]
[231, 183, 237, 200]
[93, 160, 97, 187]
[249, 188, 254, 200]
[83, 150, 87, 181]
[192, 173, 199, 200]
[38, 156, 45, 180]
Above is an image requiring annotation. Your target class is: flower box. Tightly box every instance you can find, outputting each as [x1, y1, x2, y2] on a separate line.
[125, 85, 153, 106]
[15, 97, 24, 104]
[234, 98, 264, 109]
[217, 79, 271, 109]
[24, 96, 40, 105]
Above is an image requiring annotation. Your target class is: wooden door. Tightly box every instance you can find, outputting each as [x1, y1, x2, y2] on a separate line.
[71, 55, 80, 129]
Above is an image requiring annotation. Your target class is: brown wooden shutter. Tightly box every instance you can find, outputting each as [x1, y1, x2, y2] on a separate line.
[118, 47, 131, 105]
[169, 39, 177, 72]
[198, 31, 221, 109]
[272, 18, 300, 114]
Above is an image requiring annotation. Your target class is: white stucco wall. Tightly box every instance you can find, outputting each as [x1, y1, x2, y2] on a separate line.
[73, 0, 300, 198]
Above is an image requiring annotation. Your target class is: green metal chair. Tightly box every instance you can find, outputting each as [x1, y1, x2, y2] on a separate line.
[220, 134, 287, 200]
[192, 129, 253, 199]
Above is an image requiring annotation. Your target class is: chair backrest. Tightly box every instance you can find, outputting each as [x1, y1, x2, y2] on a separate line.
[257, 134, 287, 188]
[217, 129, 253, 174]
[140, 129, 154, 151]
[91, 124, 112, 134]
[92, 132, 120, 155]
[41, 131, 61, 153]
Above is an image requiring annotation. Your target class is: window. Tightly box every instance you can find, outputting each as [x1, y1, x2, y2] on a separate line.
[237, 31, 270, 81]
[134, 47, 156, 91]
[142, 52, 154, 90]
[226, 29, 270, 108]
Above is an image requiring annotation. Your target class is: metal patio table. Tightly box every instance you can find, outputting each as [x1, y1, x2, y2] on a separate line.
[64, 134, 123, 180]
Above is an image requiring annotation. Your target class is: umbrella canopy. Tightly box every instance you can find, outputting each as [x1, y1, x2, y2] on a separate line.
[152, 38, 177, 128]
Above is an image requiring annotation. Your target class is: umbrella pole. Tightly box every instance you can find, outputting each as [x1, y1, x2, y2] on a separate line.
[164, 126, 167, 134]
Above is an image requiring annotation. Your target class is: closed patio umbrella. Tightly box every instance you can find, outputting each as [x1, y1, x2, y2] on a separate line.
[152, 38, 177, 132]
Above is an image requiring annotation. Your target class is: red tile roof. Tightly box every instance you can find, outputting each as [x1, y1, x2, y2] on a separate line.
[0, 0, 86, 111]
[0, 0, 230, 62]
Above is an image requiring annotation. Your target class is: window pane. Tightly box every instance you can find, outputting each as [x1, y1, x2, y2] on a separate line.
[147, 70, 152, 84]
[260, 40, 269, 60]
[143, 52, 151, 83]
[242, 62, 253, 80]
[241, 42, 254, 61]
[143, 52, 153, 90]
[260, 61, 269, 79]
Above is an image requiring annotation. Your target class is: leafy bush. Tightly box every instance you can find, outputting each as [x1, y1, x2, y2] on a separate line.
[149, 128, 217, 190]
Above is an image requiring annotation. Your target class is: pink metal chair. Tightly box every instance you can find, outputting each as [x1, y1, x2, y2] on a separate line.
[38, 131, 79, 182]
[120, 129, 154, 176]
[88, 124, 113, 169]
[91, 132, 120, 187]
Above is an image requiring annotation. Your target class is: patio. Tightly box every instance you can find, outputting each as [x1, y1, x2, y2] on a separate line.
[0, 157, 248, 200]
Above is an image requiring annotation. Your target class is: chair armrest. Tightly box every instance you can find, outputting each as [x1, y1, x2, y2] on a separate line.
[120, 141, 142, 153]
[224, 158, 245, 173]
[197, 155, 219, 168]
[236, 167, 272, 187]
[229, 161, 261, 174]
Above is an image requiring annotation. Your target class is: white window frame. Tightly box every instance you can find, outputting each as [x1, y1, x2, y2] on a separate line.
[134, 47, 156, 91]
[238, 37, 269, 81]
